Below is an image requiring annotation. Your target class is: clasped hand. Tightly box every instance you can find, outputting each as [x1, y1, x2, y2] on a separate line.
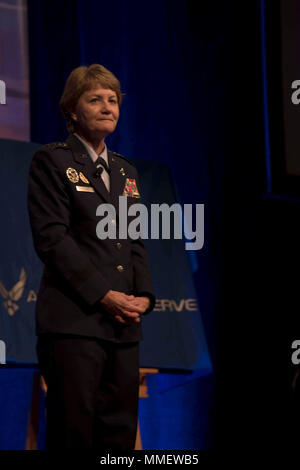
[100, 290, 150, 325]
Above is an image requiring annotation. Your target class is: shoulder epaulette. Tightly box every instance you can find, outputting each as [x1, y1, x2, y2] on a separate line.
[42, 142, 69, 151]
[111, 151, 134, 166]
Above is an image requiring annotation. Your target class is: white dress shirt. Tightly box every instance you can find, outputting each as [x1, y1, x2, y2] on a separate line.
[74, 132, 110, 191]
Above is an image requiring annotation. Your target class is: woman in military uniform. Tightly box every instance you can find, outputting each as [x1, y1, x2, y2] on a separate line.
[27, 64, 155, 450]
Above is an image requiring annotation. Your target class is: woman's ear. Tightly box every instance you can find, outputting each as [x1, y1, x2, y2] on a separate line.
[70, 112, 77, 121]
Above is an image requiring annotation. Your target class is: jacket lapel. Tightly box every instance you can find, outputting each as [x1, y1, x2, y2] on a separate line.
[108, 151, 128, 216]
[66, 134, 111, 203]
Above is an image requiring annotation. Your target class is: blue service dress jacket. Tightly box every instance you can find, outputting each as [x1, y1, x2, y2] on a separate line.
[27, 133, 155, 343]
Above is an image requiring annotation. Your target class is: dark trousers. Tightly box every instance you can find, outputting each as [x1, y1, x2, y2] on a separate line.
[37, 334, 140, 450]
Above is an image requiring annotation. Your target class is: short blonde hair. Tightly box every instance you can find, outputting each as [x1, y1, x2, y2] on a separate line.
[59, 64, 123, 132]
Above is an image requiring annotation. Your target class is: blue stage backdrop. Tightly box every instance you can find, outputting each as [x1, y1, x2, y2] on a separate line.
[0, 137, 211, 373]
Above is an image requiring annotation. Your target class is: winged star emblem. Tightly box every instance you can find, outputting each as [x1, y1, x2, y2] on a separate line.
[0, 268, 27, 316]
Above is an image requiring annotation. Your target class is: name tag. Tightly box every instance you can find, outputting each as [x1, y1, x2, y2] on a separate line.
[76, 185, 95, 193]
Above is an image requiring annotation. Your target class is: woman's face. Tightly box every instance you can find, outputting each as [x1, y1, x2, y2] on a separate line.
[71, 84, 120, 138]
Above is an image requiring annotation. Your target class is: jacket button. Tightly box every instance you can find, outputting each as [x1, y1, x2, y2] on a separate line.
[116, 242, 122, 249]
[117, 265, 124, 272]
